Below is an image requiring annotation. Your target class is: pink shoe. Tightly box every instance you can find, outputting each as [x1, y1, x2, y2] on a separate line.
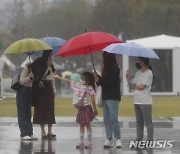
[76, 142, 84, 148]
[85, 142, 92, 148]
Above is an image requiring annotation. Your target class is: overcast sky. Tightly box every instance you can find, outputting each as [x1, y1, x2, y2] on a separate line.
[0, 0, 13, 9]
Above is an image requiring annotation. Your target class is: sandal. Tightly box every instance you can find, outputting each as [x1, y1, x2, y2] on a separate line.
[47, 134, 56, 140]
[41, 135, 48, 139]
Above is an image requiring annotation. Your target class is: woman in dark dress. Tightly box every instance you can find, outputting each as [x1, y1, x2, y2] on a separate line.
[93, 52, 122, 148]
[31, 50, 56, 139]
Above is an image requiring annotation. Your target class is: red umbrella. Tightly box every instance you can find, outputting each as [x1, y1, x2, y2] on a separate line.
[56, 31, 122, 69]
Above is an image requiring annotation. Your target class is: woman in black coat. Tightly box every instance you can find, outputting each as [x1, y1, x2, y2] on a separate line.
[93, 52, 122, 148]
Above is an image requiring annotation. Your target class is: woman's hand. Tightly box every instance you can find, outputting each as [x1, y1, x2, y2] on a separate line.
[93, 72, 99, 82]
[126, 69, 130, 81]
[28, 72, 34, 80]
[93, 72, 98, 78]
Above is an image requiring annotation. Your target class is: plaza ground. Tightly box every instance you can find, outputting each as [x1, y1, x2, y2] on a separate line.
[0, 96, 180, 153]
[0, 117, 180, 154]
[0, 96, 180, 117]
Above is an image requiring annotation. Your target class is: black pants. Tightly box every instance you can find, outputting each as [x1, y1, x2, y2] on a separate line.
[16, 86, 33, 137]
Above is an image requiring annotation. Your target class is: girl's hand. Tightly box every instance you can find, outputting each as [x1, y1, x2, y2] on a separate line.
[54, 74, 61, 79]
[93, 110, 98, 117]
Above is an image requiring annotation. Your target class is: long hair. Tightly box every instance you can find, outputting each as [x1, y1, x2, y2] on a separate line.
[82, 72, 96, 91]
[139, 57, 153, 72]
[28, 50, 54, 82]
[102, 52, 118, 77]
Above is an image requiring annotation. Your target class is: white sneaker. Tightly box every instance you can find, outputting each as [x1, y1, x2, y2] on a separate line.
[104, 139, 113, 148]
[85, 142, 92, 148]
[116, 139, 122, 148]
[21, 136, 32, 140]
[30, 135, 38, 140]
[76, 141, 84, 148]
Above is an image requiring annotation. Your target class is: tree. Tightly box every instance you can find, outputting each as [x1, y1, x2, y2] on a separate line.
[127, 0, 180, 38]
[91, 0, 129, 36]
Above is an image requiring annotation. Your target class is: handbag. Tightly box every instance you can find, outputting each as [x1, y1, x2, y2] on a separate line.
[11, 73, 22, 91]
[95, 86, 103, 108]
[74, 87, 88, 110]
[11, 66, 31, 91]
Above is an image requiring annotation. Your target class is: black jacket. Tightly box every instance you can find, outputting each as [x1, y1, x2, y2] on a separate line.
[97, 66, 121, 101]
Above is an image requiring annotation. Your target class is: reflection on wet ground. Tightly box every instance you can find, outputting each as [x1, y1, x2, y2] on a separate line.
[0, 117, 180, 154]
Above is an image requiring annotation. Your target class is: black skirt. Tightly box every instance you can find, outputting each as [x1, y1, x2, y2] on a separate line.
[33, 80, 56, 124]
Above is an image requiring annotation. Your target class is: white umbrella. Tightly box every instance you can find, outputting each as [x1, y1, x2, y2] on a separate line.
[103, 42, 159, 59]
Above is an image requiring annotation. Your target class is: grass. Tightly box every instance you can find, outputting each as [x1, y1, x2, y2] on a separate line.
[0, 96, 180, 117]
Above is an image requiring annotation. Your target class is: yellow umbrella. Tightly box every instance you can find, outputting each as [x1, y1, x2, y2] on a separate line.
[4, 38, 52, 54]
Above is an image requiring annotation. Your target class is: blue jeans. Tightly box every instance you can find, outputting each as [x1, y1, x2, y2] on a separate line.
[103, 100, 121, 139]
[16, 86, 33, 137]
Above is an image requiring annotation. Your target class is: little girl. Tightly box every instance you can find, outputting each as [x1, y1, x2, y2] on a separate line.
[54, 72, 98, 149]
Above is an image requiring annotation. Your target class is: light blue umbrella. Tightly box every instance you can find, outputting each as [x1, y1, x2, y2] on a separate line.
[27, 37, 66, 56]
[103, 42, 159, 59]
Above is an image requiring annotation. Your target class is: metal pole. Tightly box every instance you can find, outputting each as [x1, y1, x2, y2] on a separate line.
[88, 46, 96, 71]
[85, 28, 96, 71]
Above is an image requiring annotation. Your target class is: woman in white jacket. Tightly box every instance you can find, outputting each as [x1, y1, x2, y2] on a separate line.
[16, 65, 37, 140]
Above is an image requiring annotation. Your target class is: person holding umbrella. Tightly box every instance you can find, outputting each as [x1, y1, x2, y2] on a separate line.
[17, 65, 37, 140]
[93, 52, 122, 149]
[126, 57, 154, 144]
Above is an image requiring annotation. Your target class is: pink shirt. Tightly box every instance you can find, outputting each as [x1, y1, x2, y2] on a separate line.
[70, 81, 95, 105]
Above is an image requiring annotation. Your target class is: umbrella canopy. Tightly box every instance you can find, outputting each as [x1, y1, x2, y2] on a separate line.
[27, 37, 66, 56]
[70, 73, 81, 82]
[62, 71, 72, 78]
[42, 37, 66, 53]
[4, 38, 52, 54]
[56, 32, 122, 57]
[103, 42, 159, 59]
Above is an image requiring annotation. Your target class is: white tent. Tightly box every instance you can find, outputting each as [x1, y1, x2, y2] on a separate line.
[0, 55, 16, 97]
[122, 34, 180, 96]
[1, 55, 15, 70]
[21, 57, 33, 68]
[53, 61, 65, 70]
[0, 57, 4, 97]
[127, 34, 180, 49]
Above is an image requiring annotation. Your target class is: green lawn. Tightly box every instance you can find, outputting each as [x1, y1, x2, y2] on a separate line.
[0, 96, 180, 117]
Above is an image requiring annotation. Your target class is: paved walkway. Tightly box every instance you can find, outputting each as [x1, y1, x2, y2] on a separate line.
[0, 117, 180, 154]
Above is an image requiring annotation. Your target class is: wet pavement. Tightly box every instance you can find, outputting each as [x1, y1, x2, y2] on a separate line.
[0, 117, 180, 154]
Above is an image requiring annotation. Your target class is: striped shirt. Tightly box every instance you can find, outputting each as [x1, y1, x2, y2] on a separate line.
[132, 69, 153, 105]
[70, 81, 95, 105]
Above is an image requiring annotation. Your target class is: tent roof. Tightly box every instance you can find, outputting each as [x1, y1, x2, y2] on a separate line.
[21, 57, 33, 68]
[127, 34, 180, 50]
[1, 55, 15, 69]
